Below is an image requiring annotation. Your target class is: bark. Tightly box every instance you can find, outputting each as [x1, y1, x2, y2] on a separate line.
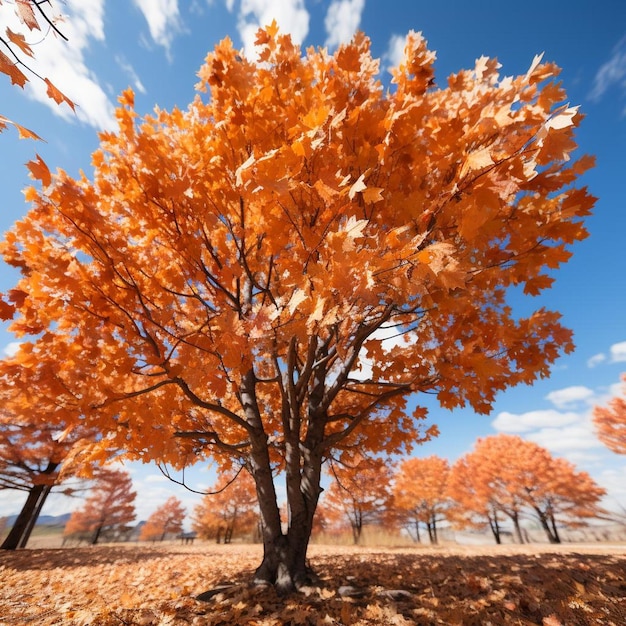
[240, 345, 327, 593]
[533, 505, 561, 544]
[510, 510, 525, 544]
[549, 511, 562, 544]
[18, 484, 52, 548]
[1, 461, 58, 550]
[488, 510, 502, 544]
[1, 485, 47, 550]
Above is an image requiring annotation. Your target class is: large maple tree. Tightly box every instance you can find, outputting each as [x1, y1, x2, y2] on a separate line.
[1, 25, 594, 589]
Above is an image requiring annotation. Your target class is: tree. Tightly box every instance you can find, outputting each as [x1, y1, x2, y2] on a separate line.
[593, 374, 626, 455]
[0, 351, 101, 550]
[392, 455, 450, 544]
[139, 496, 186, 541]
[0, 0, 74, 138]
[63, 467, 136, 545]
[0, 25, 594, 590]
[521, 455, 606, 543]
[192, 470, 258, 543]
[322, 455, 393, 544]
[451, 434, 606, 544]
[447, 456, 505, 544]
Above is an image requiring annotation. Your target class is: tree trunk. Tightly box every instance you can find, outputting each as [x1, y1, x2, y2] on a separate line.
[488, 511, 502, 544]
[511, 510, 525, 544]
[91, 524, 103, 545]
[549, 510, 561, 544]
[1, 462, 59, 551]
[1, 483, 55, 550]
[533, 505, 560, 543]
[240, 359, 325, 593]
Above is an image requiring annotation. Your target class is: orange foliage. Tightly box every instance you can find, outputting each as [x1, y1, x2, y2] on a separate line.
[64, 467, 136, 544]
[1, 25, 595, 585]
[322, 456, 393, 543]
[192, 470, 258, 543]
[393, 455, 450, 544]
[593, 374, 626, 454]
[0, 0, 75, 137]
[448, 434, 605, 544]
[139, 496, 186, 542]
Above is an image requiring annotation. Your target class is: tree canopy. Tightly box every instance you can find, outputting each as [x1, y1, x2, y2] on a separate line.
[0, 25, 594, 589]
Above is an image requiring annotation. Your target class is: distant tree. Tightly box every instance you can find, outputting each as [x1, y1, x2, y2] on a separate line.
[322, 455, 393, 544]
[1, 24, 595, 590]
[63, 468, 136, 545]
[0, 354, 101, 550]
[392, 455, 450, 544]
[139, 496, 186, 541]
[521, 455, 606, 543]
[0, 0, 74, 138]
[446, 456, 505, 544]
[451, 434, 606, 544]
[192, 470, 258, 544]
[593, 374, 626, 455]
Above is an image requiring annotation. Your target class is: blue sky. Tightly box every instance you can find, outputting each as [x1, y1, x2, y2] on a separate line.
[0, 0, 625, 526]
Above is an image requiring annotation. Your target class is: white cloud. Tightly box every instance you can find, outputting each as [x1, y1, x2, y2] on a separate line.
[492, 409, 581, 433]
[115, 56, 147, 94]
[324, 0, 365, 49]
[590, 36, 626, 102]
[525, 424, 603, 454]
[236, 0, 309, 60]
[0, 0, 115, 131]
[545, 385, 595, 409]
[132, 0, 184, 53]
[609, 340, 626, 363]
[384, 33, 406, 73]
[2, 342, 21, 357]
[587, 353, 606, 368]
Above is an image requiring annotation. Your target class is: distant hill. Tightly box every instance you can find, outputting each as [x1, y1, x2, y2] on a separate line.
[4, 513, 71, 527]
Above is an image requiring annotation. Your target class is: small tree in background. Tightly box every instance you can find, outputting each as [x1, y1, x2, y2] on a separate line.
[139, 496, 186, 542]
[449, 434, 606, 544]
[192, 471, 258, 544]
[392, 455, 450, 544]
[64, 467, 136, 545]
[322, 455, 393, 544]
[593, 374, 626, 455]
[447, 456, 505, 544]
[0, 356, 102, 551]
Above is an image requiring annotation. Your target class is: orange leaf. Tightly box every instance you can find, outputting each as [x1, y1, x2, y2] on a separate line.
[0, 50, 28, 87]
[44, 78, 76, 111]
[14, 122, 42, 141]
[6, 27, 35, 57]
[15, 0, 40, 30]
[0, 299, 15, 321]
[26, 154, 52, 187]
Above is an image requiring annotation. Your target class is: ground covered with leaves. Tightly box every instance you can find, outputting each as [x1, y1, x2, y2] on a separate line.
[0, 542, 625, 625]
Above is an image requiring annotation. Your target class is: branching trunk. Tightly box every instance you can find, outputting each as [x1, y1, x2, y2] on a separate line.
[488, 509, 502, 544]
[532, 504, 561, 544]
[1, 463, 58, 550]
[510, 510, 525, 544]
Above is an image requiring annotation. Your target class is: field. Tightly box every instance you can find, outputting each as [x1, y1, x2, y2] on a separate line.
[1, 539, 625, 625]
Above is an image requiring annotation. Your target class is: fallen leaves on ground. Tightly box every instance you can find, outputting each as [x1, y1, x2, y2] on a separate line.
[0, 542, 625, 625]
